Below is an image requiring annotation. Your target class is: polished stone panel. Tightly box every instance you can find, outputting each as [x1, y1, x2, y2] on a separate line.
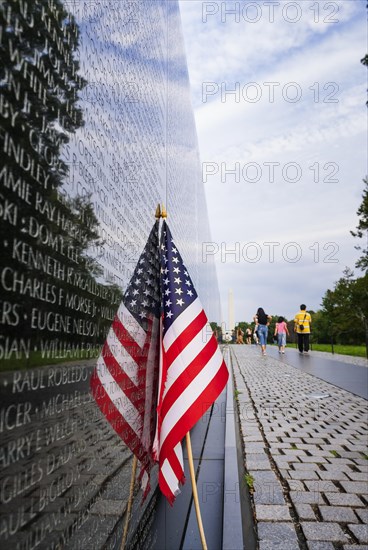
[0, 0, 220, 547]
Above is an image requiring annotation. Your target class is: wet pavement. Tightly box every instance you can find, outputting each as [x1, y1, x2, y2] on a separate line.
[264, 345, 368, 400]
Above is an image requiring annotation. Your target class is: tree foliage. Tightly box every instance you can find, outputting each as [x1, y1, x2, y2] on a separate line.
[350, 178, 368, 271]
[318, 269, 368, 354]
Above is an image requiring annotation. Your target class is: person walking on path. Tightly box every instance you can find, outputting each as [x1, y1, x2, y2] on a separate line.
[274, 316, 289, 354]
[236, 326, 244, 344]
[294, 304, 312, 354]
[253, 308, 272, 356]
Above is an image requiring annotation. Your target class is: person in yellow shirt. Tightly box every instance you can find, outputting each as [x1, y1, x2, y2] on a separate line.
[294, 304, 312, 354]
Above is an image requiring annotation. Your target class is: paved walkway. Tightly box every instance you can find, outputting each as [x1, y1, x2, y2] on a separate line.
[259, 346, 368, 400]
[230, 345, 368, 550]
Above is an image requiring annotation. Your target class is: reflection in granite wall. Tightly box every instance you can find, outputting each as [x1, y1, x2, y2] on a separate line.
[0, 0, 220, 548]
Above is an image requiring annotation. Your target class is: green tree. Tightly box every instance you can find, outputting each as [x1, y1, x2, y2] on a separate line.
[350, 178, 368, 271]
[321, 269, 368, 355]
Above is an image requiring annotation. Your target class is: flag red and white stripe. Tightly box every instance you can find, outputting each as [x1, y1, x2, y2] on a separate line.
[90, 222, 161, 496]
[153, 221, 229, 504]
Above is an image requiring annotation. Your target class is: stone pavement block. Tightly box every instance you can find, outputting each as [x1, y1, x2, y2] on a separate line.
[339, 451, 367, 460]
[253, 483, 286, 505]
[255, 504, 292, 521]
[307, 542, 335, 550]
[317, 470, 350, 481]
[290, 491, 325, 505]
[294, 503, 316, 520]
[324, 492, 364, 506]
[304, 480, 339, 493]
[299, 456, 328, 464]
[297, 444, 323, 451]
[341, 481, 368, 493]
[287, 480, 305, 491]
[247, 461, 273, 471]
[273, 459, 292, 470]
[355, 508, 368, 523]
[252, 470, 281, 483]
[323, 464, 354, 473]
[347, 472, 368, 481]
[301, 522, 349, 542]
[246, 452, 269, 462]
[245, 425, 265, 434]
[343, 546, 368, 550]
[258, 522, 299, 547]
[289, 470, 320, 480]
[292, 462, 320, 471]
[326, 458, 356, 467]
[281, 448, 307, 456]
[310, 450, 336, 458]
[302, 438, 327, 445]
[318, 506, 359, 523]
[259, 542, 300, 550]
[244, 433, 264, 442]
[244, 442, 267, 452]
[348, 524, 368, 544]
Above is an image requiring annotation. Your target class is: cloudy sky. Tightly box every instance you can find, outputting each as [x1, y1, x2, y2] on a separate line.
[179, 0, 367, 324]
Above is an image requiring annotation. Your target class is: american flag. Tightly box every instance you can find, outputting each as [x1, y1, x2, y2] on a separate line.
[90, 221, 161, 496]
[153, 220, 229, 504]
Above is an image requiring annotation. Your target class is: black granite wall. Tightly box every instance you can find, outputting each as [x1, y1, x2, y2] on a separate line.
[0, 0, 220, 548]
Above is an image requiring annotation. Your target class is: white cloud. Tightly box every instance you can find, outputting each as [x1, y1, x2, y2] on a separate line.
[180, 0, 367, 324]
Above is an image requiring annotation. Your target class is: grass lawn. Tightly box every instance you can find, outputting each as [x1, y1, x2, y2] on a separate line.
[270, 343, 366, 358]
[308, 344, 366, 358]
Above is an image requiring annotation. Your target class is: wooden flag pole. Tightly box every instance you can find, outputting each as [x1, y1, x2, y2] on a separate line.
[185, 431, 208, 550]
[120, 455, 138, 550]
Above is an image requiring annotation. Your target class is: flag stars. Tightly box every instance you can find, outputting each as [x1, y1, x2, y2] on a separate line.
[166, 310, 173, 318]
[175, 288, 183, 296]
[172, 257, 179, 264]
[187, 290, 193, 297]
[164, 289, 171, 296]
[173, 267, 180, 274]
[130, 300, 137, 307]
[163, 277, 169, 285]
[172, 247, 177, 253]
[174, 277, 182, 285]
[133, 289, 139, 295]
[176, 298, 184, 306]
[185, 280, 191, 286]
[135, 278, 141, 285]
[165, 299, 172, 307]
